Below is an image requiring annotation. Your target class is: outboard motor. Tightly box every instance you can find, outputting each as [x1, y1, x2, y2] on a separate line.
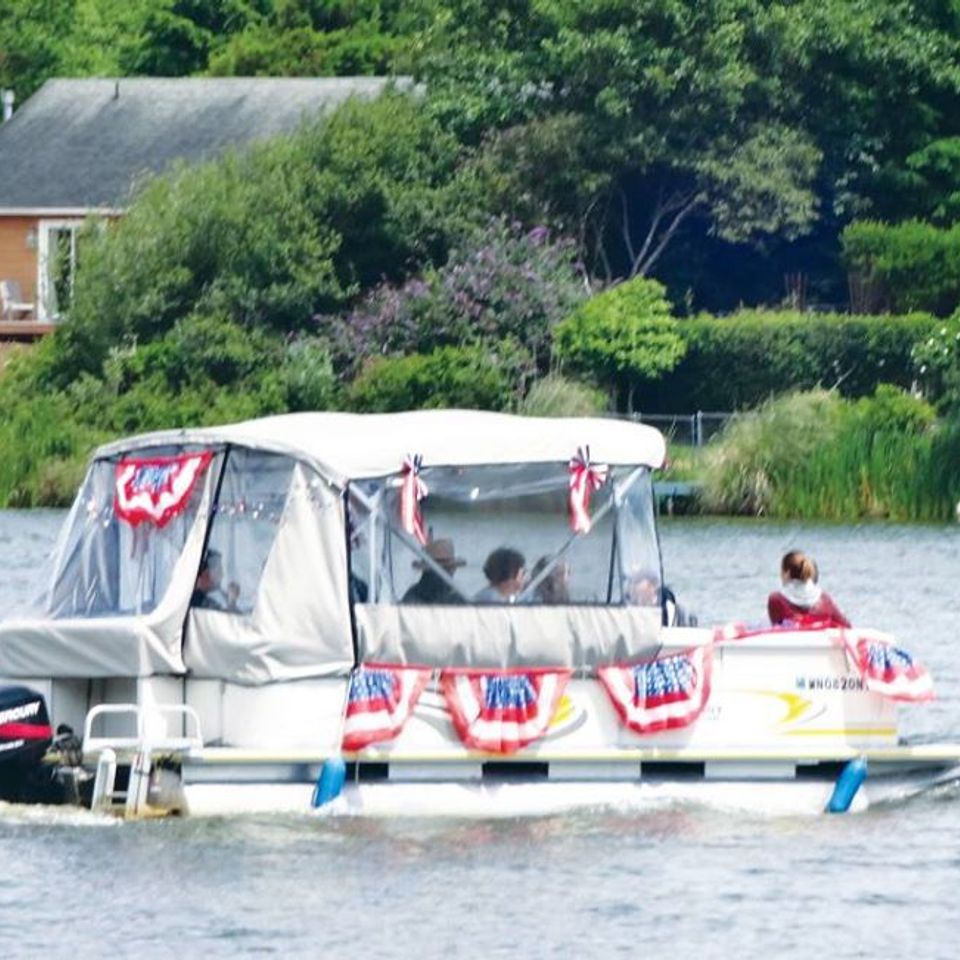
[0, 685, 57, 803]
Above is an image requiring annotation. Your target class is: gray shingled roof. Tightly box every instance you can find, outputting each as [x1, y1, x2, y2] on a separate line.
[0, 77, 402, 210]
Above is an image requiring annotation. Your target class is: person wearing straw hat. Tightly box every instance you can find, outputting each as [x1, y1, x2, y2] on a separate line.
[403, 538, 467, 604]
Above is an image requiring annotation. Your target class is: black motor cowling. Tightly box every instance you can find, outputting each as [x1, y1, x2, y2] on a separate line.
[0, 685, 52, 764]
[0, 685, 58, 803]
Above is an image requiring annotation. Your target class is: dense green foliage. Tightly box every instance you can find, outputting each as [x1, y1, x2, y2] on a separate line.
[0, 319, 341, 505]
[5, 0, 960, 309]
[414, 0, 960, 304]
[554, 278, 685, 410]
[640, 310, 938, 413]
[702, 388, 960, 521]
[52, 92, 461, 387]
[7, 2, 960, 516]
[349, 343, 516, 412]
[842, 220, 960, 316]
[912, 310, 960, 413]
[0, 1, 412, 94]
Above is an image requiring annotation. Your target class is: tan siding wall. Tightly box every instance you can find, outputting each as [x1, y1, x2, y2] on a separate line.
[0, 216, 39, 305]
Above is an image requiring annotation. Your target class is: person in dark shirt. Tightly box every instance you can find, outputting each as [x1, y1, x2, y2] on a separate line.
[403, 538, 466, 604]
[767, 550, 850, 628]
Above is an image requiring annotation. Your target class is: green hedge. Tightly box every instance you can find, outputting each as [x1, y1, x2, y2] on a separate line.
[349, 344, 516, 412]
[842, 220, 960, 315]
[637, 309, 937, 412]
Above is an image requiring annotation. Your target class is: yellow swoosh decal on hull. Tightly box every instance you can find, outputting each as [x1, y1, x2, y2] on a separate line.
[738, 691, 892, 737]
[550, 694, 575, 727]
[740, 690, 814, 725]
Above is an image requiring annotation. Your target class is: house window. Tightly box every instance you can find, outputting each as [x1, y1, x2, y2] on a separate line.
[37, 219, 84, 322]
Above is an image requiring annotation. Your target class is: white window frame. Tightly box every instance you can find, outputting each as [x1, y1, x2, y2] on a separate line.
[36, 218, 84, 322]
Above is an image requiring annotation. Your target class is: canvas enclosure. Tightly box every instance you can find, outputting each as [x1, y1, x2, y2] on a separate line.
[0, 441, 354, 682]
[0, 412, 668, 683]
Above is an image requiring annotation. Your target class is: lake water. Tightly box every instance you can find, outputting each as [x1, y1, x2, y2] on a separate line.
[0, 511, 958, 958]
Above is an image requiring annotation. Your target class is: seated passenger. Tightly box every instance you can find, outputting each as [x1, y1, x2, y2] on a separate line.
[624, 571, 696, 626]
[192, 549, 240, 611]
[768, 550, 850, 628]
[624, 571, 660, 608]
[528, 556, 571, 604]
[402, 538, 466, 604]
[475, 548, 526, 603]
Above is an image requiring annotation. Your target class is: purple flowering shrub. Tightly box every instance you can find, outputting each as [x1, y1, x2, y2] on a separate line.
[317, 218, 589, 383]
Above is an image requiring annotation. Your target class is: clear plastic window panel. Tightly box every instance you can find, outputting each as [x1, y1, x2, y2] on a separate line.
[195, 449, 297, 614]
[43, 446, 216, 619]
[348, 463, 661, 609]
[613, 471, 665, 607]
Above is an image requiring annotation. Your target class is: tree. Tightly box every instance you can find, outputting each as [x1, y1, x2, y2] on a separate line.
[349, 343, 516, 412]
[553, 276, 686, 411]
[0, 0, 76, 100]
[55, 92, 462, 386]
[413, 0, 960, 294]
[842, 219, 960, 315]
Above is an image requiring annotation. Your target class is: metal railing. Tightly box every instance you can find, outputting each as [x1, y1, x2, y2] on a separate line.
[618, 411, 753, 447]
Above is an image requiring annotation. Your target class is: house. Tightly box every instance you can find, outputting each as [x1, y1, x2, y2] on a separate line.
[0, 76, 399, 335]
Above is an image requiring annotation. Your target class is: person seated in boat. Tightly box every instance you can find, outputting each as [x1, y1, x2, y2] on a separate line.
[475, 547, 526, 603]
[768, 550, 850, 628]
[402, 538, 466, 604]
[624, 571, 697, 626]
[192, 549, 240, 611]
[527, 556, 571, 604]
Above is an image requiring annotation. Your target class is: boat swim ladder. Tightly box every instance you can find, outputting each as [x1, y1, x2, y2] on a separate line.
[84, 703, 202, 818]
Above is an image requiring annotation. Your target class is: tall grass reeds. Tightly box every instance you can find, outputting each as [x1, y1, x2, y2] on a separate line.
[518, 374, 606, 417]
[702, 387, 960, 521]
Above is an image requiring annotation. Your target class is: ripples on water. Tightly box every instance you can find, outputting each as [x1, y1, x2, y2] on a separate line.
[0, 511, 958, 958]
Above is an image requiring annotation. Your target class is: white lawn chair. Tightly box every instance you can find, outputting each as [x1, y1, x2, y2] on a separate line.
[0, 279, 34, 321]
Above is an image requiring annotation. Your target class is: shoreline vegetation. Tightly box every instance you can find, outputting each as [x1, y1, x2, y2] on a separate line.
[6, 5, 960, 518]
[695, 389, 960, 523]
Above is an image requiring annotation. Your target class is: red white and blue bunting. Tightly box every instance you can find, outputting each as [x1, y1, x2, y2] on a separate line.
[598, 645, 713, 736]
[568, 446, 609, 534]
[114, 451, 213, 528]
[341, 664, 431, 751]
[842, 631, 934, 702]
[440, 668, 571, 754]
[399, 454, 429, 545]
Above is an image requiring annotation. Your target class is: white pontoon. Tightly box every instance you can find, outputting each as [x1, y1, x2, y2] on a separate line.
[0, 410, 956, 817]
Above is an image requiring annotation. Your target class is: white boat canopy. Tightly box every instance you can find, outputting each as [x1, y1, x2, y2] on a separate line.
[94, 410, 667, 485]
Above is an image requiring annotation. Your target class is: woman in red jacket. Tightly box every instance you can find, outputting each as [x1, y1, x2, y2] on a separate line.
[767, 550, 850, 628]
